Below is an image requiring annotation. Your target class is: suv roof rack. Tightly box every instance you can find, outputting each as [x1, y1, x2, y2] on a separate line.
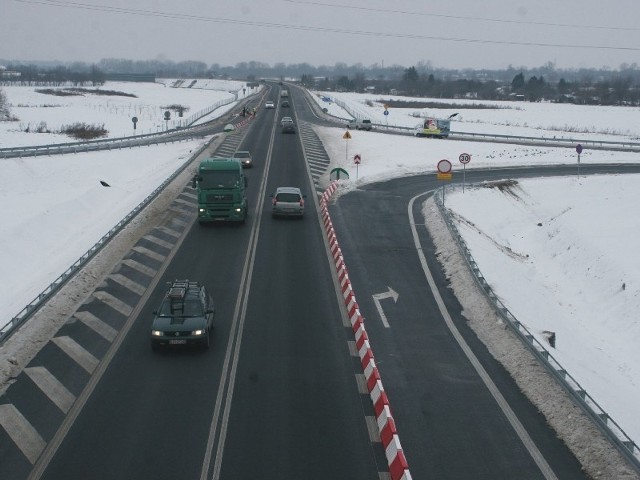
[167, 279, 199, 300]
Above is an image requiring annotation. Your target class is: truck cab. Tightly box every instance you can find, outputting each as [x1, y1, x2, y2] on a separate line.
[192, 158, 248, 223]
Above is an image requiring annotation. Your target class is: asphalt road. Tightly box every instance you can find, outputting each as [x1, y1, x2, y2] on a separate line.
[30, 88, 381, 480]
[326, 163, 640, 479]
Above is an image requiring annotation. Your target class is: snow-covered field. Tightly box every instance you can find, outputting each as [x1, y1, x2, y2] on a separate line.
[1, 80, 640, 458]
[0, 78, 251, 145]
[311, 90, 640, 141]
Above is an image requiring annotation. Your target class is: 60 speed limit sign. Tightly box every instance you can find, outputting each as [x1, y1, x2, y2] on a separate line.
[459, 153, 471, 164]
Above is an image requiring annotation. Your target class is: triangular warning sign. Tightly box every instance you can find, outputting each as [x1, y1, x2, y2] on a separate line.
[343, 131, 352, 139]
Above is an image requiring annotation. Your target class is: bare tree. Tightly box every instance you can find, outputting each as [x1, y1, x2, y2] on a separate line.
[0, 89, 10, 120]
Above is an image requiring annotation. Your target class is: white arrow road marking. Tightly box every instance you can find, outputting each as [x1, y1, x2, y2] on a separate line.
[372, 286, 399, 328]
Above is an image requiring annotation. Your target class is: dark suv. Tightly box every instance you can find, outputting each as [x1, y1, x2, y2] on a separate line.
[151, 280, 215, 350]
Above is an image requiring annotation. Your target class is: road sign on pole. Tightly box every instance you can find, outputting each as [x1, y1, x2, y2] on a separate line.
[437, 159, 452, 205]
[437, 159, 452, 173]
[459, 153, 471, 192]
[343, 130, 351, 166]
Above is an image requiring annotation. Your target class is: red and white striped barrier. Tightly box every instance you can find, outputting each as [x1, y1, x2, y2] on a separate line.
[320, 181, 412, 480]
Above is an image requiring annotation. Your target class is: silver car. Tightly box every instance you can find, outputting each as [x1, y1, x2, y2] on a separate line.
[271, 187, 305, 218]
[233, 150, 253, 168]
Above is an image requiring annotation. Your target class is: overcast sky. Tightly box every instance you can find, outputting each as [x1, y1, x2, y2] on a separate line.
[2, 0, 640, 71]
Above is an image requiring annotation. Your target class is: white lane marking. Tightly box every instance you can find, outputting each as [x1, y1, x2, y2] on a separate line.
[0, 404, 46, 464]
[143, 234, 175, 251]
[74, 311, 118, 343]
[131, 245, 166, 262]
[203, 109, 278, 480]
[122, 258, 156, 277]
[109, 273, 147, 296]
[92, 290, 133, 317]
[365, 415, 381, 442]
[408, 191, 559, 480]
[52, 336, 99, 374]
[372, 286, 399, 328]
[155, 225, 181, 239]
[24, 367, 76, 414]
[355, 374, 368, 395]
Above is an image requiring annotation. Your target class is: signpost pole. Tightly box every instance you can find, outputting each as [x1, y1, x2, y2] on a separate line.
[463, 164, 466, 193]
[458, 153, 471, 193]
[576, 144, 583, 179]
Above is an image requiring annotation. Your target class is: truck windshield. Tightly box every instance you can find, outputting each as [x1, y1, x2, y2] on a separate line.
[199, 170, 241, 188]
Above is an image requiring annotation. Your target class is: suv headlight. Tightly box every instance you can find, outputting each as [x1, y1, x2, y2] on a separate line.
[191, 329, 205, 336]
[151, 330, 163, 337]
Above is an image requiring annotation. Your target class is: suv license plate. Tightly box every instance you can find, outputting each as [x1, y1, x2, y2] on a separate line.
[169, 339, 187, 345]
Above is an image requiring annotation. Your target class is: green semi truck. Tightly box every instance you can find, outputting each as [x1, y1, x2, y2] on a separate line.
[192, 157, 248, 223]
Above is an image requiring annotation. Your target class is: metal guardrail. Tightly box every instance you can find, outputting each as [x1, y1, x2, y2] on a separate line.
[0, 138, 212, 344]
[434, 185, 640, 473]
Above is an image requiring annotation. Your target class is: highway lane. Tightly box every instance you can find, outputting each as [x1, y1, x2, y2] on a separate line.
[325, 165, 640, 479]
[31, 88, 380, 480]
[216, 100, 378, 479]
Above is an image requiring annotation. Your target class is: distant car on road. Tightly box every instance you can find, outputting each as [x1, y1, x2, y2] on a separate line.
[281, 116, 295, 133]
[271, 187, 305, 218]
[151, 279, 215, 350]
[223, 123, 235, 132]
[281, 100, 290, 108]
[347, 119, 372, 131]
[232, 150, 253, 168]
[265, 101, 275, 109]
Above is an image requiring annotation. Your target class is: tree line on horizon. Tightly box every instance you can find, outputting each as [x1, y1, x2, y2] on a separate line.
[2, 58, 640, 105]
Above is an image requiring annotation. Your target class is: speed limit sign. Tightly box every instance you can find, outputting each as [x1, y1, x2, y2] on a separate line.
[459, 153, 471, 164]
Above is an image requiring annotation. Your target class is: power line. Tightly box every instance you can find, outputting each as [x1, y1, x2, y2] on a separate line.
[13, 0, 640, 52]
[284, 0, 640, 32]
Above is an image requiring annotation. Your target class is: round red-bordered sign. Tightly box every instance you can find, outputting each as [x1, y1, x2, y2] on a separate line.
[437, 159, 452, 173]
